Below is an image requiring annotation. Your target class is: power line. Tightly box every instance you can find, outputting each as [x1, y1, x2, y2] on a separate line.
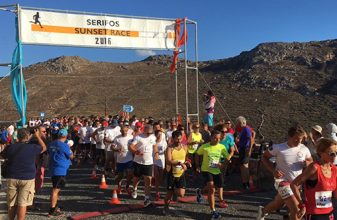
[0, 65, 19, 83]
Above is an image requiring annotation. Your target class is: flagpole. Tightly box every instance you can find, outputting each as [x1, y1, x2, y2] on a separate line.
[17, 3, 25, 126]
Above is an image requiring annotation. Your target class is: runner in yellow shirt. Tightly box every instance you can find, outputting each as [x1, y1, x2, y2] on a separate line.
[187, 123, 204, 175]
[163, 130, 189, 215]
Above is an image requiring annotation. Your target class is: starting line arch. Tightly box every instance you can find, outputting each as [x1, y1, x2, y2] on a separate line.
[1, 4, 199, 130]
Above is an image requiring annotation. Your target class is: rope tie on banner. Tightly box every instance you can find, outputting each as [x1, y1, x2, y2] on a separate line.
[170, 18, 188, 73]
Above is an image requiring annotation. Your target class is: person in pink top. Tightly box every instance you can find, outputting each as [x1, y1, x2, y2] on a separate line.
[203, 90, 216, 128]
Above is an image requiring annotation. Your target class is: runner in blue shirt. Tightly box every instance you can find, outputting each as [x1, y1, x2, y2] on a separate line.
[47, 129, 73, 217]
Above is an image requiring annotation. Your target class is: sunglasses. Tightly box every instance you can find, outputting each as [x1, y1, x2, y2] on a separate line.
[329, 152, 337, 157]
[41, 131, 47, 133]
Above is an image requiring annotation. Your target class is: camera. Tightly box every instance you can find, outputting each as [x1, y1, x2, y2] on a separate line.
[30, 128, 37, 134]
[258, 141, 273, 155]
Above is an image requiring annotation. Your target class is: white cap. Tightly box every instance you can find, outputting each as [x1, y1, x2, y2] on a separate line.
[326, 123, 337, 134]
[311, 125, 323, 134]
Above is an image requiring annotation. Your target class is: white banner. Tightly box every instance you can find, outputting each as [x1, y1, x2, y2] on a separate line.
[19, 8, 176, 50]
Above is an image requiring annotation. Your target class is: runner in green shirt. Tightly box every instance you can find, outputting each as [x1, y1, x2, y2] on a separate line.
[196, 130, 230, 220]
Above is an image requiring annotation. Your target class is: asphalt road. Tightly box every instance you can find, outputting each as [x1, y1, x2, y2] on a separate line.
[0, 162, 286, 220]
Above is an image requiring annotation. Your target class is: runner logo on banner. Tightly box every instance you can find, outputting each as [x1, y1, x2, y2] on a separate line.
[19, 7, 176, 50]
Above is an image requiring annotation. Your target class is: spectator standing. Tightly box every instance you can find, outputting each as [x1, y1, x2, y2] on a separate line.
[5, 128, 46, 220]
[236, 116, 254, 190]
[203, 90, 216, 128]
[29, 125, 49, 210]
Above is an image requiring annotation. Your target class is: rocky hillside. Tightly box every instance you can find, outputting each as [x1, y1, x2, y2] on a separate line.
[0, 39, 336, 142]
[202, 40, 337, 95]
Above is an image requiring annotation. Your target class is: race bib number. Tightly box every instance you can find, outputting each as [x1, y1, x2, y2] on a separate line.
[275, 180, 293, 200]
[209, 159, 219, 168]
[315, 191, 332, 208]
[175, 160, 185, 170]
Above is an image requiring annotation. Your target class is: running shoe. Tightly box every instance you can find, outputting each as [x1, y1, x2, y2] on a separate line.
[144, 198, 152, 207]
[48, 208, 63, 217]
[283, 213, 289, 220]
[126, 186, 132, 196]
[256, 206, 267, 220]
[117, 186, 122, 194]
[196, 188, 204, 204]
[28, 204, 41, 211]
[211, 211, 221, 220]
[131, 189, 138, 199]
[155, 192, 161, 201]
[172, 193, 178, 202]
[218, 200, 228, 208]
[162, 205, 169, 216]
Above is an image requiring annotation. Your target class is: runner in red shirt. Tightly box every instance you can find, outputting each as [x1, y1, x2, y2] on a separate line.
[224, 120, 234, 135]
[291, 138, 337, 220]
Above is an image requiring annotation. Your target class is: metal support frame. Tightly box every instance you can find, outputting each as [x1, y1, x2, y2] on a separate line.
[180, 19, 199, 133]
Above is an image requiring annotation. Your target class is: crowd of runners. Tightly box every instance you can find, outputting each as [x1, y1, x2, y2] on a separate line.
[1, 112, 337, 220]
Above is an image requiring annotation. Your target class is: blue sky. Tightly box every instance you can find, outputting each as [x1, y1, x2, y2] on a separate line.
[1, 0, 337, 76]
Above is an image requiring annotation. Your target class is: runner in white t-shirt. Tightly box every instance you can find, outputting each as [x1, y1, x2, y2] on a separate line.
[153, 128, 167, 201]
[91, 120, 108, 170]
[104, 119, 121, 175]
[257, 125, 313, 220]
[90, 121, 99, 160]
[78, 119, 92, 162]
[113, 125, 134, 194]
[129, 124, 159, 207]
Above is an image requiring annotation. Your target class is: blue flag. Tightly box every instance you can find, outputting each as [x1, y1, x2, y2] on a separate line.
[10, 16, 27, 127]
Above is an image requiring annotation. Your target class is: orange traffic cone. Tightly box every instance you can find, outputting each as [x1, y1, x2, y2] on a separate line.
[109, 189, 121, 204]
[249, 176, 256, 190]
[90, 169, 97, 179]
[99, 174, 109, 189]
